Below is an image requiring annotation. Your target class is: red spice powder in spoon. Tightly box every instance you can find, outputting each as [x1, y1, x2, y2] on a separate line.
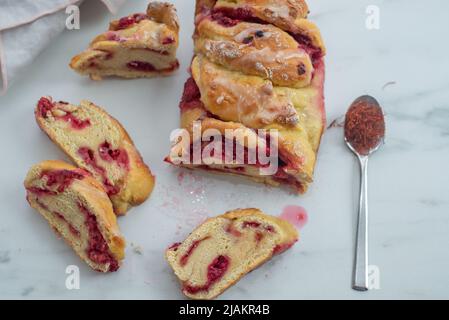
[344, 95, 385, 156]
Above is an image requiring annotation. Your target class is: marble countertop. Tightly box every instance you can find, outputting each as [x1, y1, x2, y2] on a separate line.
[1, 0, 448, 299]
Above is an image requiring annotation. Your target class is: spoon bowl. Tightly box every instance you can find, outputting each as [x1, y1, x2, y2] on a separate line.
[345, 136, 384, 159]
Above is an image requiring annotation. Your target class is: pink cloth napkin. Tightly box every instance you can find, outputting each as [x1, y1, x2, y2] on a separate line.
[0, 0, 126, 95]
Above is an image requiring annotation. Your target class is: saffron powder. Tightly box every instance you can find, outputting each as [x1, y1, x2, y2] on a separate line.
[345, 96, 385, 155]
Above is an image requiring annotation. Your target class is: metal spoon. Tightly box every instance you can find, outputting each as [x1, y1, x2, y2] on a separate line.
[344, 95, 385, 291]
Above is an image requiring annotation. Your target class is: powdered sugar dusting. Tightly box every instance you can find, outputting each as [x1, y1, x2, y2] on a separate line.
[265, 4, 290, 19]
[159, 171, 209, 229]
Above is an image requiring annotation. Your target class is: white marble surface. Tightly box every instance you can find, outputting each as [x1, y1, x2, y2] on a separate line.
[1, 0, 448, 299]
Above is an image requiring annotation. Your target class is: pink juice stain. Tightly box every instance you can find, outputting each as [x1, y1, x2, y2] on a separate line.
[177, 171, 185, 185]
[280, 205, 309, 230]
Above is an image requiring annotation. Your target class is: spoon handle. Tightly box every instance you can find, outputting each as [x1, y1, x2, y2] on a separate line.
[353, 156, 369, 291]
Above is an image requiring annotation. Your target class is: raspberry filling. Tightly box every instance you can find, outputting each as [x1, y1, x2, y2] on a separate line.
[210, 8, 256, 27]
[41, 170, 85, 193]
[210, 8, 323, 65]
[78, 147, 106, 175]
[37, 97, 54, 118]
[242, 221, 261, 229]
[162, 37, 175, 45]
[179, 236, 210, 266]
[34, 198, 49, 211]
[98, 142, 130, 170]
[273, 241, 297, 255]
[54, 212, 80, 238]
[177, 76, 307, 192]
[174, 140, 299, 191]
[169, 242, 182, 250]
[242, 221, 275, 233]
[179, 77, 203, 111]
[37, 97, 91, 130]
[255, 231, 264, 243]
[182, 133, 273, 168]
[225, 220, 275, 244]
[78, 203, 119, 272]
[26, 187, 56, 196]
[105, 32, 122, 42]
[225, 223, 242, 237]
[78, 147, 123, 196]
[60, 113, 91, 130]
[127, 61, 179, 72]
[32, 197, 80, 238]
[127, 61, 156, 72]
[241, 221, 276, 243]
[116, 13, 148, 30]
[27, 169, 85, 196]
[183, 255, 230, 294]
[273, 163, 305, 192]
[139, 48, 170, 56]
[179, 79, 289, 170]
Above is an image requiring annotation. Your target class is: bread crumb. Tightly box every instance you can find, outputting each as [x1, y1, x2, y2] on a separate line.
[131, 243, 144, 255]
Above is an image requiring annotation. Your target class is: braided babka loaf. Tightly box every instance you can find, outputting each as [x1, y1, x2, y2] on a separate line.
[25, 161, 125, 272]
[35, 97, 155, 215]
[166, 0, 326, 193]
[166, 208, 298, 299]
[70, 2, 179, 80]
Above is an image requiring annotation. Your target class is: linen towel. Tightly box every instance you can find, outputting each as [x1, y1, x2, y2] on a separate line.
[0, 0, 127, 95]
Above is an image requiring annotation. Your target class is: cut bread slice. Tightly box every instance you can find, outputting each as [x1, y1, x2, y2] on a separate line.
[35, 96, 155, 215]
[166, 208, 298, 299]
[70, 2, 179, 79]
[24, 160, 125, 272]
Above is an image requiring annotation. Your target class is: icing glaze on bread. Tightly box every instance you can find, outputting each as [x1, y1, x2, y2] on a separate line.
[166, 0, 326, 194]
[70, 2, 179, 79]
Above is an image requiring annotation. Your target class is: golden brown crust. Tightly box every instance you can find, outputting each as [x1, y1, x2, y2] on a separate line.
[195, 18, 313, 88]
[192, 56, 299, 128]
[166, 208, 298, 299]
[230, 0, 310, 19]
[195, 0, 217, 16]
[35, 97, 155, 215]
[197, 0, 309, 18]
[146, 1, 180, 32]
[213, 0, 325, 54]
[24, 160, 125, 272]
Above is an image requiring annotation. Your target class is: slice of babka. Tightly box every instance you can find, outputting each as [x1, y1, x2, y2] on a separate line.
[70, 2, 179, 79]
[35, 96, 155, 215]
[25, 160, 125, 272]
[166, 208, 299, 299]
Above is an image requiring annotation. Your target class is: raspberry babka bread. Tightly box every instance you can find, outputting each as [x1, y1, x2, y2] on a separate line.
[166, 208, 298, 299]
[25, 161, 125, 272]
[166, 0, 326, 193]
[70, 2, 179, 79]
[35, 97, 155, 215]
